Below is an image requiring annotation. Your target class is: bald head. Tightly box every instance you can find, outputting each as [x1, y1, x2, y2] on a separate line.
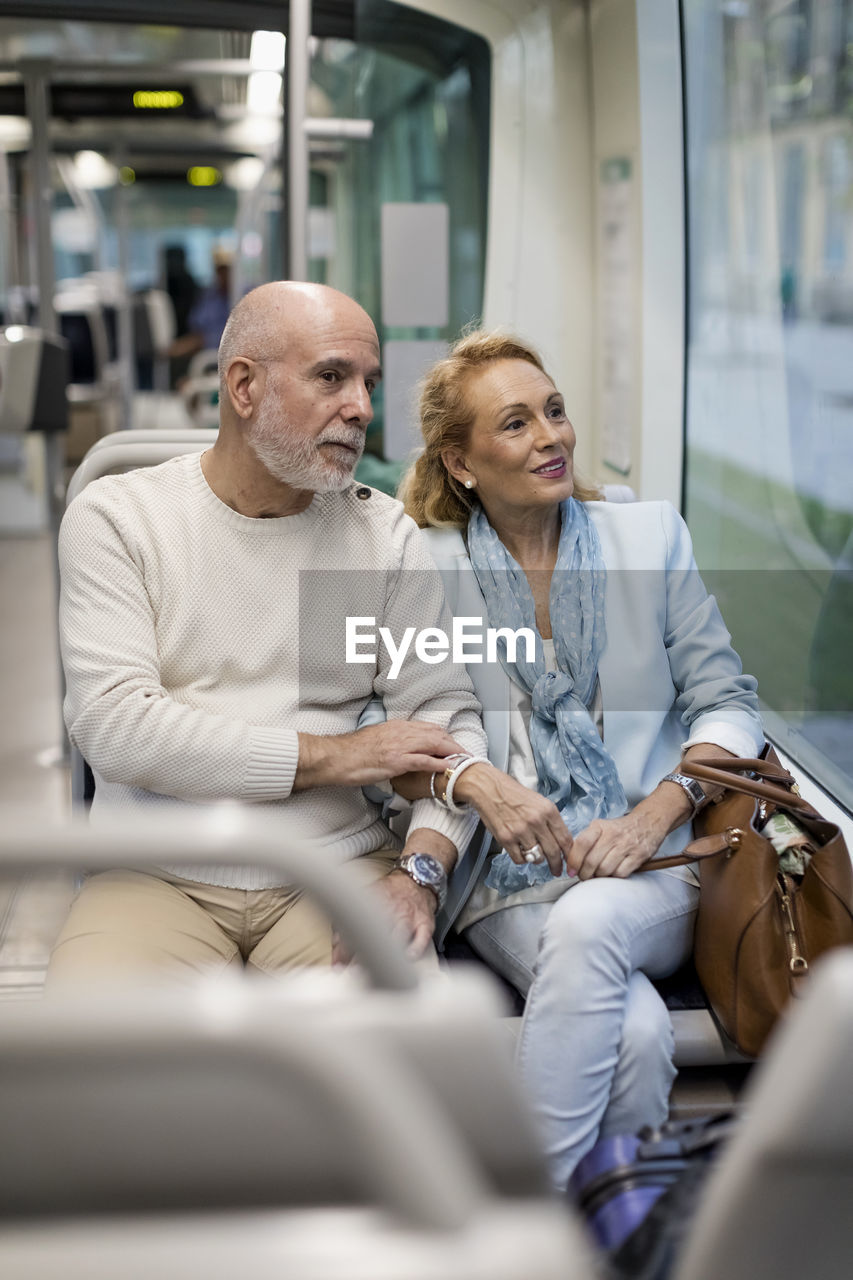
[218, 282, 376, 392]
[211, 280, 381, 499]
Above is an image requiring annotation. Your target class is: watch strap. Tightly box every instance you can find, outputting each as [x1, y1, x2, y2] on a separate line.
[662, 771, 707, 817]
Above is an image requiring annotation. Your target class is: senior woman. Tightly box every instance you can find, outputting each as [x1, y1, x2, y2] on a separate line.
[396, 330, 763, 1190]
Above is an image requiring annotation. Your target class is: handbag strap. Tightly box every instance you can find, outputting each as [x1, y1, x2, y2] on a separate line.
[636, 747, 814, 874]
[637, 837, 732, 873]
[678, 756, 816, 815]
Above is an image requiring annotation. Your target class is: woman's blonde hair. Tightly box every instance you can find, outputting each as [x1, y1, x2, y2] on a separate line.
[398, 329, 600, 529]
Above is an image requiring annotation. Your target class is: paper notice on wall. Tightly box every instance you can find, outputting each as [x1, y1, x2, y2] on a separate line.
[599, 158, 634, 475]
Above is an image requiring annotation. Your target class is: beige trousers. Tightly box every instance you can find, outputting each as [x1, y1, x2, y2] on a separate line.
[47, 848, 411, 990]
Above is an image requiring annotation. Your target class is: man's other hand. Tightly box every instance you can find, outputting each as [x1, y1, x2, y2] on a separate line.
[330, 863, 438, 966]
[332, 829, 455, 966]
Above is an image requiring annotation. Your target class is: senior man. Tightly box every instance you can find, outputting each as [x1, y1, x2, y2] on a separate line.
[51, 281, 487, 983]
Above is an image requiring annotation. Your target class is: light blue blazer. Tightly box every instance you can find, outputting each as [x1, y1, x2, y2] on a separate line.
[422, 500, 764, 944]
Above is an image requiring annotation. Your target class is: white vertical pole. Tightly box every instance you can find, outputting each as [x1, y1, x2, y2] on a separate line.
[23, 62, 69, 758]
[113, 156, 137, 419]
[22, 63, 56, 333]
[287, 0, 311, 281]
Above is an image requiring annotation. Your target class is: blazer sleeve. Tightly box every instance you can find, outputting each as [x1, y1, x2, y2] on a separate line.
[659, 502, 764, 758]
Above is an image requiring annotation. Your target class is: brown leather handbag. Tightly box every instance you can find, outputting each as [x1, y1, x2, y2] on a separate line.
[649, 747, 853, 1057]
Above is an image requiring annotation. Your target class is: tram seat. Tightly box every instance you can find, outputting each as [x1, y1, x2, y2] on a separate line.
[673, 947, 853, 1280]
[0, 813, 586, 1280]
[181, 348, 221, 428]
[62, 431, 738, 1074]
[65, 427, 218, 509]
[55, 286, 124, 461]
[56, 297, 110, 397]
[134, 289, 176, 359]
[601, 482, 636, 502]
[133, 289, 177, 392]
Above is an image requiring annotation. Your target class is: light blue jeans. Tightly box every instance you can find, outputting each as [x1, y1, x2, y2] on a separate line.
[464, 870, 699, 1190]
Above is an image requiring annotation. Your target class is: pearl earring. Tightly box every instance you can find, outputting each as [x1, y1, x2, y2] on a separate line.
[464, 479, 475, 489]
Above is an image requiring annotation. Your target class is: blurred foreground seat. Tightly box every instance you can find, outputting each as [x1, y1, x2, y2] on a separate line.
[0, 811, 589, 1280]
[673, 947, 853, 1280]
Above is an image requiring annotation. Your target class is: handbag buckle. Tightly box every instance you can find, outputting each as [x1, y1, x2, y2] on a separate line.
[725, 827, 743, 852]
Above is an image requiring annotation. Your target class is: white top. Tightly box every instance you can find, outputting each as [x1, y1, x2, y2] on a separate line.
[59, 454, 487, 888]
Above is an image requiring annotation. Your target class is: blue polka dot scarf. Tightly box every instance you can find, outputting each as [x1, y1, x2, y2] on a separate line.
[466, 498, 628, 895]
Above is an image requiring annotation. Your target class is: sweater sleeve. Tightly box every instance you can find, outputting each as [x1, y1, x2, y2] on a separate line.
[372, 512, 488, 853]
[659, 502, 764, 757]
[59, 492, 299, 802]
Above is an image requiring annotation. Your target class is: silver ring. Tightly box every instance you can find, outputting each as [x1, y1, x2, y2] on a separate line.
[522, 844, 543, 864]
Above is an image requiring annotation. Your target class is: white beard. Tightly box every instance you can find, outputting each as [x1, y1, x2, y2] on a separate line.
[247, 398, 365, 493]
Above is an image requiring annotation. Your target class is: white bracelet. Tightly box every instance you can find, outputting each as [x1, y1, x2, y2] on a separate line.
[444, 755, 490, 813]
[430, 754, 468, 807]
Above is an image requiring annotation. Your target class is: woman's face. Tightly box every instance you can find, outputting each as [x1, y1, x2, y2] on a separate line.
[444, 359, 576, 525]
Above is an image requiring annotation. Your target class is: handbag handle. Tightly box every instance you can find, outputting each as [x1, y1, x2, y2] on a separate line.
[679, 756, 816, 815]
[637, 750, 815, 873]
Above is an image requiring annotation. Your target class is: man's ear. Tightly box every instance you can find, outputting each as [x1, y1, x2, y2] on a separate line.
[223, 356, 262, 421]
[440, 446, 471, 488]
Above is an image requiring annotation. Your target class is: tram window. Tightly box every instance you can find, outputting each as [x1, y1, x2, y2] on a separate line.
[0, 6, 489, 474]
[682, 0, 853, 807]
[308, 2, 490, 459]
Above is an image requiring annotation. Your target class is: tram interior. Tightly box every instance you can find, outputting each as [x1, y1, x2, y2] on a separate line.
[1, 1, 853, 1276]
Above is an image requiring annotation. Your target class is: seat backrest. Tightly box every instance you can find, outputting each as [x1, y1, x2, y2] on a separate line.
[65, 428, 218, 508]
[187, 347, 220, 379]
[601, 483, 637, 502]
[675, 948, 853, 1280]
[182, 348, 221, 427]
[0, 813, 590, 1280]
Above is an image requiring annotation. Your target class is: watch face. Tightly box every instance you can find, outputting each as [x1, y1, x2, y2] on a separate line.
[411, 853, 443, 887]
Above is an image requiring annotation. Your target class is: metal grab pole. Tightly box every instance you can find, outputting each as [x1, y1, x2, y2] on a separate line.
[23, 63, 69, 763]
[22, 62, 55, 336]
[287, 0, 311, 281]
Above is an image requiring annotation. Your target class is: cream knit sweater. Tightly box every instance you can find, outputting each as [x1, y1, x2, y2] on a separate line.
[59, 454, 486, 888]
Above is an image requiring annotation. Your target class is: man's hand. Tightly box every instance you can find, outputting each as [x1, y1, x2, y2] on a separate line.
[369, 871, 438, 960]
[454, 763, 573, 878]
[295, 720, 467, 791]
[332, 829, 456, 966]
[331, 873, 436, 965]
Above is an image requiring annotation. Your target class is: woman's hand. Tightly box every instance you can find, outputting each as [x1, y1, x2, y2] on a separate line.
[570, 743, 735, 879]
[569, 808, 669, 879]
[454, 763, 573, 878]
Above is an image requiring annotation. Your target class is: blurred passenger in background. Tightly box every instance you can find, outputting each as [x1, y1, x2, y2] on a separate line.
[163, 244, 199, 387]
[169, 245, 233, 364]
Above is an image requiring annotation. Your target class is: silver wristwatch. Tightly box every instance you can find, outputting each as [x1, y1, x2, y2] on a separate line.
[394, 852, 448, 911]
[661, 771, 707, 818]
